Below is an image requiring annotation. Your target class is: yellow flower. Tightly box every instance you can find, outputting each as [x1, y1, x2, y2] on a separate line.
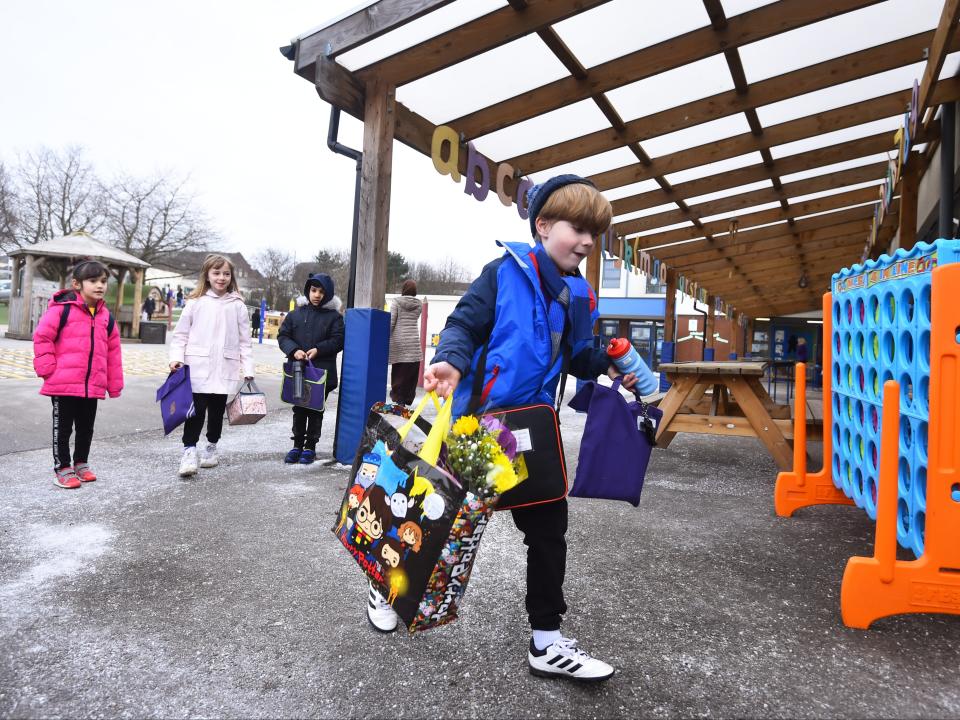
[490, 453, 520, 494]
[452, 415, 480, 437]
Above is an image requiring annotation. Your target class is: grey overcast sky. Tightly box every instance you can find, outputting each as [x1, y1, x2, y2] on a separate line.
[1, 0, 953, 277]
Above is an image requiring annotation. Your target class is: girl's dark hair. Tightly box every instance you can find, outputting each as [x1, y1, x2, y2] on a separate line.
[401, 279, 417, 296]
[71, 260, 110, 283]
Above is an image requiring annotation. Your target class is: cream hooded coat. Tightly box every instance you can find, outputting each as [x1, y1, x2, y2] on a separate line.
[169, 290, 254, 394]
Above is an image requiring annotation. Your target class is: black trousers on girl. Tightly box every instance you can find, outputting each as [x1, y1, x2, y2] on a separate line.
[389, 361, 420, 405]
[182, 393, 227, 447]
[511, 498, 568, 631]
[291, 407, 324, 450]
[51, 396, 99, 470]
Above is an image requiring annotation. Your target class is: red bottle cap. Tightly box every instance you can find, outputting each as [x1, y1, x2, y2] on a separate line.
[606, 337, 631, 360]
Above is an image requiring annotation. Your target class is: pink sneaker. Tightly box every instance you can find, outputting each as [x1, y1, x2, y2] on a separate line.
[53, 467, 81, 489]
[74, 463, 97, 482]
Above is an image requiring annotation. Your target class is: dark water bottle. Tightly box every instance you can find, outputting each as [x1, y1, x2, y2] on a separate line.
[292, 360, 305, 401]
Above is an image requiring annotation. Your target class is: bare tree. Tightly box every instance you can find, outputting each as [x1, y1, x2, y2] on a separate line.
[254, 248, 297, 310]
[104, 174, 216, 265]
[11, 146, 105, 248]
[408, 256, 472, 294]
[0, 162, 16, 251]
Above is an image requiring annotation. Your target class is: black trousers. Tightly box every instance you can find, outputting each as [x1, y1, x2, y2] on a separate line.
[291, 406, 324, 450]
[51, 396, 98, 470]
[511, 498, 568, 631]
[390, 361, 420, 405]
[182, 393, 227, 447]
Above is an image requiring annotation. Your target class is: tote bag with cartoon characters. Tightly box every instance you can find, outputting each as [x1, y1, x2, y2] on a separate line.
[332, 393, 496, 632]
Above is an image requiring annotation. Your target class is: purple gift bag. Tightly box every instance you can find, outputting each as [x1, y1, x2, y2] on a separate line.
[156, 366, 196, 435]
[567, 378, 662, 506]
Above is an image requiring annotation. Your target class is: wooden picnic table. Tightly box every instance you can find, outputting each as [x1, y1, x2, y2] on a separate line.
[655, 360, 821, 470]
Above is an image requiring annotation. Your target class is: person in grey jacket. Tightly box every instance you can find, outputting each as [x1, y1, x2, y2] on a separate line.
[388, 279, 423, 406]
[277, 273, 344, 464]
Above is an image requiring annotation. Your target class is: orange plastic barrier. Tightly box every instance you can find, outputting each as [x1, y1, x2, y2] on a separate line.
[774, 292, 855, 516]
[840, 263, 960, 628]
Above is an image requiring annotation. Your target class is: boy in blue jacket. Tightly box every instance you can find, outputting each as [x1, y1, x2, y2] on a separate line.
[365, 174, 638, 682]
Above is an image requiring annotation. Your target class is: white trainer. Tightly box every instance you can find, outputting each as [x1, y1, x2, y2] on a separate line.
[199, 443, 219, 468]
[528, 637, 615, 682]
[366, 581, 399, 633]
[179, 446, 199, 477]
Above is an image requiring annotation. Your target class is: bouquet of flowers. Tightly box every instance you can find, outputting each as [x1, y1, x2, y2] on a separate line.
[445, 415, 528, 499]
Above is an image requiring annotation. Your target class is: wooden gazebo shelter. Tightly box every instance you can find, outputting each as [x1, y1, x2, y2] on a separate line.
[285, 0, 960, 348]
[6, 232, 150, 340]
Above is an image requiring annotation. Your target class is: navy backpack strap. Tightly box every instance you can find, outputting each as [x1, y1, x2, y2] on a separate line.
[54, 305, 71, 342]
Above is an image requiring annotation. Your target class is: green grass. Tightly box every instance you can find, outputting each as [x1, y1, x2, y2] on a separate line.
[0, 302, 7, 326]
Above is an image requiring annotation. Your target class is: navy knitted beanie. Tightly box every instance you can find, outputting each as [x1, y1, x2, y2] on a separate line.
[526, 174, 597, 238]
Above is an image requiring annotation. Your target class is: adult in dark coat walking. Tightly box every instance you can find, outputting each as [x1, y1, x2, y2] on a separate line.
[277, 273, 344, 464]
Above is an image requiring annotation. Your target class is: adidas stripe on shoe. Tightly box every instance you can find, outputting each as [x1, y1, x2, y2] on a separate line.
[528, 637, 615, 682]
[366, 581, 399, 633]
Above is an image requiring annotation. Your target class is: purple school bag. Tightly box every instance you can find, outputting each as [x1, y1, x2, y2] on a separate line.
[567, 378, 662, 506]
[156, 365, 196, 435]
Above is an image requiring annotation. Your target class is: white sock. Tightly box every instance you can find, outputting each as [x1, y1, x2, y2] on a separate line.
[532, 629, 562, 651]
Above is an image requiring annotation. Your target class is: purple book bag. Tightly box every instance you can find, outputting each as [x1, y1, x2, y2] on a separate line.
[567, 378, 661, 506]
[156, 365, 196, 435]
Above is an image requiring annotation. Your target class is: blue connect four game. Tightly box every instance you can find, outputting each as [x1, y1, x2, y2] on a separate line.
[831, 239, 960, 557]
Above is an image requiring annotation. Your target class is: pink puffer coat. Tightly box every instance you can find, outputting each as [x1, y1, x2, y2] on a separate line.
[33, 290, 124, 399]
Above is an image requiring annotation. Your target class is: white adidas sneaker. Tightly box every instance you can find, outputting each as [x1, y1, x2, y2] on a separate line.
[179, 446, 199, 477]
[199, 443, 219, 468]
[528, 637, 615, 682]
[366, 582, 399, 633]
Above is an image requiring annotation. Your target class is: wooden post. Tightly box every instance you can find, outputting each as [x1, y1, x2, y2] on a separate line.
[663, 270, 677, 344]
[704, 294, 716, 358]
[132, 268, 144, 339]
[354, 79, 396, 309]
[745, 317, 755, 357]
[586, 232, 603, 324]
[9, 256, 20, 298]
[20, 255, 35, 336]
[114, 267, 127, 319]
[898, 159, 921, 250]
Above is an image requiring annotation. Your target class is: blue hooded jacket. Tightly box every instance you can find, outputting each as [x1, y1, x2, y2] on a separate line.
[432, 241, 611, 418]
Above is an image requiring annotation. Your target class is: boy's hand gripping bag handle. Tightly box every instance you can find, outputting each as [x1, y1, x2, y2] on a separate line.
[397, 391, 452, 465]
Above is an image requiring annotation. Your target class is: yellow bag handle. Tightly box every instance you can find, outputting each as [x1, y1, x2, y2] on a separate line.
[397, 393, 434, 441]
[419, 393, 452, 466]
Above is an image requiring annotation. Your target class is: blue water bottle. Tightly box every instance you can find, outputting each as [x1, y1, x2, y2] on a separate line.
[606, 338, 658, 396]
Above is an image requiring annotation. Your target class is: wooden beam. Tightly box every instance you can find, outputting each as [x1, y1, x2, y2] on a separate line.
[664, 270, 678, 345]
[295, 0, 456, 72]
[918, 0, 960, 129]
[610, 133, 903, 216]
[592, 79, 960, 193]
[897, 155, 921, 249]
[354, 0, 613, 87]
[355, 79, 396, 309]
[630, 205, 873, 258]
[688, 241, 868, 283]
[619, 163, 885, 234]
[451, 0, 883, 139]
[616, 185, 879, 239]
[510, 29, 949, 174]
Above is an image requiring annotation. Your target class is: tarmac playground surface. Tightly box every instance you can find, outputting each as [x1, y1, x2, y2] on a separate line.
[1, 333, 959, 718]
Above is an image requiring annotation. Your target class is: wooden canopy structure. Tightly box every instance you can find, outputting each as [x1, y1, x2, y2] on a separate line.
[286, 0, 960, 331]
[6, 233, 150, 340]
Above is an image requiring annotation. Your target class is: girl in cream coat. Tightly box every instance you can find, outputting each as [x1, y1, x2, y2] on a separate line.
[169, 254, 254, 477]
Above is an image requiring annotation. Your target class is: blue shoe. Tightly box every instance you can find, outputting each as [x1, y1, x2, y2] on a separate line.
[284, 448, 302, 464]
[299, 449, 316, 465]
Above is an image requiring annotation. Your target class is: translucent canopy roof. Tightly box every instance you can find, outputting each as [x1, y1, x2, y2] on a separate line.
[289, 0, 960, 317]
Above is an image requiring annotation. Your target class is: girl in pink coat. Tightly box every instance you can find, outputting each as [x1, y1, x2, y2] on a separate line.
[169, 254, 254, 477]
[33, 260, 124, 489]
